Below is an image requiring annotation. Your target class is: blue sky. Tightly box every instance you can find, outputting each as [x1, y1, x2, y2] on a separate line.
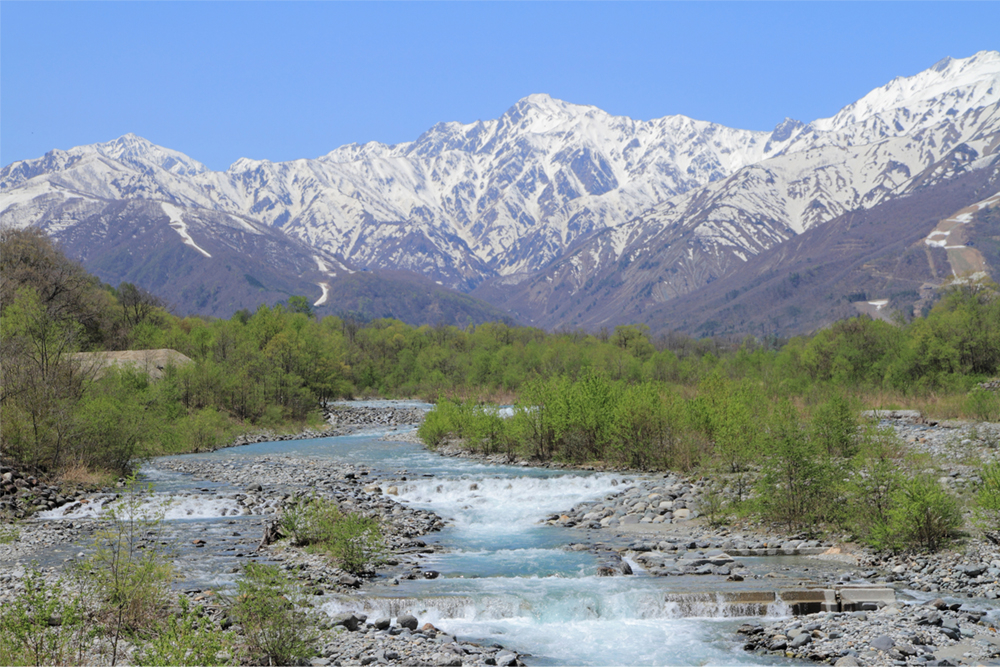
[3, 2, 999, 171]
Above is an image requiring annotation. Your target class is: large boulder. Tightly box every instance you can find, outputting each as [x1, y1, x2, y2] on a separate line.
[397, 613, 419, 631]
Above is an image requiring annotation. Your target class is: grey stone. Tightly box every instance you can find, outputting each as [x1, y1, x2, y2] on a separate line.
[338, 573, 361, 587]
[962, 564, 987, 577]
[495, 651, 518, 666]
[834, 657, 860, 667]
[789, 633, 811, 649]
[870, 635, 894, 652]
[331, 613, 362, 631]
[397, 613, 419, 631]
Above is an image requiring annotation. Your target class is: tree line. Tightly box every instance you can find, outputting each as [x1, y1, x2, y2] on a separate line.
[1, 226, 999, 482]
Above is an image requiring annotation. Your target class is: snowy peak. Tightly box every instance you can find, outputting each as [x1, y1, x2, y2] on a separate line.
[0, 133, 207, 192]
[3, 51, 999, 304]
[93, 133, 209, 176]
[502, 93, 595, 132]
[816, 50, 1000, 134]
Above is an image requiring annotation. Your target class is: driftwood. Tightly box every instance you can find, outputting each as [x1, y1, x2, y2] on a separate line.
[258, 518, 284, 549]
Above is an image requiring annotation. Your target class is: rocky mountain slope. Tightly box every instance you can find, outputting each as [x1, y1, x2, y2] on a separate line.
[2, 51, 999, 330]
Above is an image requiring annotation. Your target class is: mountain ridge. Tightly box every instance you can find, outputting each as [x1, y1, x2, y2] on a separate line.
[3, 51, 999, 331]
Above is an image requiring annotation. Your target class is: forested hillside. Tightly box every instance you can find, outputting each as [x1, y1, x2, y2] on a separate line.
[2, 226, 998, 484]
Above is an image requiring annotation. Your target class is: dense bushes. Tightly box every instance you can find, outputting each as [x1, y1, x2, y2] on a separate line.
[227, 562, 315, 666]
[420, 381, 970, 551]
[420, 376, 700, 470]
[280, 496, 387, 576]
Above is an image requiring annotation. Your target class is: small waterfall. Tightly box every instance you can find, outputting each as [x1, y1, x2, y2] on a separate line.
[391, 473, 628, 535]
[766, 597, 793, 619]
[36, 493, 248, 521]
[663, 592, 775, 619]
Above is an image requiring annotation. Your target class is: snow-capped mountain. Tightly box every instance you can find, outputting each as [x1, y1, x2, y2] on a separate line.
[2, 51, 999, 328]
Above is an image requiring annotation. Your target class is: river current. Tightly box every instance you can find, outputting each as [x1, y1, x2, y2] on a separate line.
[39, 401, 796, 666]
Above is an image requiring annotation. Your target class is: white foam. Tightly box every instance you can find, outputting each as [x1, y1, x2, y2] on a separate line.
[36, 493, 244, 521]
[391, 474, 627, 536]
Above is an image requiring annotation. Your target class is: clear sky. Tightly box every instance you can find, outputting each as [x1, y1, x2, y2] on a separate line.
[3, 2, 999, 172]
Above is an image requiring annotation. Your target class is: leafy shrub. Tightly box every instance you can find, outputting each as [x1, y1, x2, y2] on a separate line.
[134, 597, 237, 666]
[974, 460, 1000, 531]
[0, 568, 89, 666]
[966, 386, 1000, 422]
[417, 399, 461, 448]
[227, 562, 315, 666]
[871, 475, 962, 552]
[280, 496, 386, 576]
[77, 476, 174, 665]
[180, 406, 232, 453]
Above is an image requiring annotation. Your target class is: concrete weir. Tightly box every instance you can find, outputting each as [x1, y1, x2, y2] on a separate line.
[665, 587, 896, 617]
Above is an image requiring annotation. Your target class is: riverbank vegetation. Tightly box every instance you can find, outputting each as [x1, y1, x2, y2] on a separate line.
[280, 495, 387, 576]
[0, 478, 321, 666]
[2, 226, 999, 550]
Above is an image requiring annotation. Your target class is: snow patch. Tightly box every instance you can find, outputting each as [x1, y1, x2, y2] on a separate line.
[314, 282, 331, 307]
[161, 202, 211, 258]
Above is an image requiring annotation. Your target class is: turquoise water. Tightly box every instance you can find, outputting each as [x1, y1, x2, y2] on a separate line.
[41, 404, 797, 665]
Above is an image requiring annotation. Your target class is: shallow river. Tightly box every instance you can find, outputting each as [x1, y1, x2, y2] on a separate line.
[41, 401, 798, 666]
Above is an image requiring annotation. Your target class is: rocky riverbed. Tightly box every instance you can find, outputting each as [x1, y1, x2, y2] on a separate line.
[738, 597, 1000, 666]
[520, 412, 1000, 665]
[151, 455, 526, 666]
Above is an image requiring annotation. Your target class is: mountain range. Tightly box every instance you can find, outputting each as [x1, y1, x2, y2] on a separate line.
[3, 50, 999, 334]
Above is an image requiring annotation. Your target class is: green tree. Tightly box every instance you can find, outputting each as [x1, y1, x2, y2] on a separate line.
[844, 424, 906, 542]
[875, 475, 961, 552]
[713, 380, 766, 502]
[73, 369, 155, 475]
[78, 477, 174, 666]
[227, 563, 315, 666]
[811, 394, 859, 457]
[755, 401, 832, 531]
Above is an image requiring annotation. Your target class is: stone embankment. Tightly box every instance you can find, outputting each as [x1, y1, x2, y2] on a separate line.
[739, 597, 1000, 666]
[226, 427, 337, 448]
[323, 404, 427, 428]
[222, 402, 428, 450]
[310, 613, 523, 667]
[552, 474, 836, 575]
[0, 466, 94, 519]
